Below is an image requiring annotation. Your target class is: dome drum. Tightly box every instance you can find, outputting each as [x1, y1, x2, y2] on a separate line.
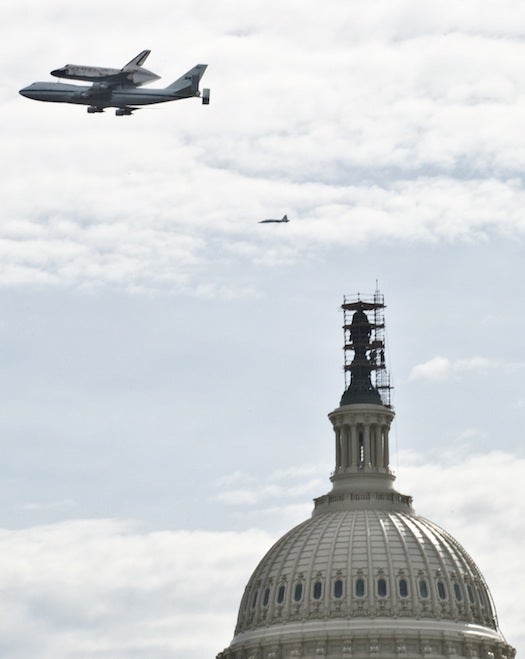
[313, 490, 413, 515]
[219, 619, 514, 658]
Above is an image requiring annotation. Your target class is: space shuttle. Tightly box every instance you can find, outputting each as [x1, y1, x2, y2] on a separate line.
[50, 49, 161, 88]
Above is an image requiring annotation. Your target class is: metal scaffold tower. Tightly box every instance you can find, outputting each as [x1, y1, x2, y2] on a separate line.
[341, 288, 392, 408]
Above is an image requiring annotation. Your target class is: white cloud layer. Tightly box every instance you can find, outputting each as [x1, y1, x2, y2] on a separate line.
[0, 520, 274, 659]
[409, 355, 492, 381]
[1, 450, 523, 658]
[407, 355, 525, 381]
[4, 1, 525, 291]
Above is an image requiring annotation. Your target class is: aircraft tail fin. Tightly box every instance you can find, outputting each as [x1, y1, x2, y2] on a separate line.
[166, 64, 207, 96]
[282, 214, 288, 221]
[122, 50, 151, 71]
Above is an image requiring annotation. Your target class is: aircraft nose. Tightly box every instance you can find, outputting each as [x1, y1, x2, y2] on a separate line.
[51, 68, 65, 77]
[19, 85, 41, 100]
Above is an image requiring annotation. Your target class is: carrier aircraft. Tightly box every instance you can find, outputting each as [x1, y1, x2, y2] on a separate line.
[19, 52, 209, 116]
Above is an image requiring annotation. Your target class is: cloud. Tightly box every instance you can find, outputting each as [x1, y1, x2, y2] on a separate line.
[408, 355, 508, 381]
[409, 356, 452, 381]
[214, 464, 325, 506]
[0, 519, 275, 659]
[18, 499, 76, 512]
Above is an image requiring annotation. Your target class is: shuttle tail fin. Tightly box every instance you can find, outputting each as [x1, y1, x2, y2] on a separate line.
[122, 50, 151, 71]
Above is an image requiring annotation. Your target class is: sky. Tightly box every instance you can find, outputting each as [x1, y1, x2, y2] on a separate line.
[2, 0, 525, 657]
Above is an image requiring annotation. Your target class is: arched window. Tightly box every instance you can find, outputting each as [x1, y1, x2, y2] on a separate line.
[467, 584, 475, 604]
[399, 578, 408, 598]
[355, 578, 365, 598]
[333, 579, 344, 599]
[419, 579, 429, 599]
[251, 590, 258, 609]
[377, 578, 387, 597]
[294, 583, 303, 602]
[437, 581, 446, 600]
[262, 587, 270, 607]
[453, 582, 462, 602]
[277, 584, 286, 604]
[313, 580, 323, 600]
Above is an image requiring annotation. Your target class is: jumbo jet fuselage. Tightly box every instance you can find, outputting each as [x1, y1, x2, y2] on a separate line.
[20, 82, 194, 107]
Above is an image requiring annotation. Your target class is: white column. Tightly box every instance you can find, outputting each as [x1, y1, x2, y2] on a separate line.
[383, 426, 390, 468]
[341, 427, 349, 469]
[364, 425, 371, 467]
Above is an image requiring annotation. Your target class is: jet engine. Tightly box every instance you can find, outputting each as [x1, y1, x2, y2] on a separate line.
[202, 88, 210, 105]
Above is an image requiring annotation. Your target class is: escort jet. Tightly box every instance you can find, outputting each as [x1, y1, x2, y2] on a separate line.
[258, 214, 290, 224]
[20, 59, 210, 116]
[50, 50, 161, 88]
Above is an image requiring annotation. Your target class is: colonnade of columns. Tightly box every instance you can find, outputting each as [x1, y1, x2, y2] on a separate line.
[334, 421, 390, 473]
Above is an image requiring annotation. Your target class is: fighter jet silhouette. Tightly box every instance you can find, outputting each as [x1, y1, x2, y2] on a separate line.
[258, 214, 289, 224]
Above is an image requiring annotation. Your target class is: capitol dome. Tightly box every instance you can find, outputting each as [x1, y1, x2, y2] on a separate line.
[217, 294, 515, 659]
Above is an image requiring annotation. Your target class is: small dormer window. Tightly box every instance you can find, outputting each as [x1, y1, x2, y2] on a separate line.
[437, 581, 446, 600]
[294, 583, 303, 602]
[313, 581, 323, 600]
[419, 579, 429, 599]
[262, 587, 270, 607]
[355, 578, 365, 598]
[277, 584, 286, 604]
[251, 590, 258, 609]
[333, 579, 344, 599]
[453, 582, 463, 602]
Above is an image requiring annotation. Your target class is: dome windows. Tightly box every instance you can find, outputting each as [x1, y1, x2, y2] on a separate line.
[333, 579, 344, 599]
[377, 578, 387, 598]
[355, 578, 366, 598]
[239, 571, 499, 641]
[399, 578, 409, 598]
